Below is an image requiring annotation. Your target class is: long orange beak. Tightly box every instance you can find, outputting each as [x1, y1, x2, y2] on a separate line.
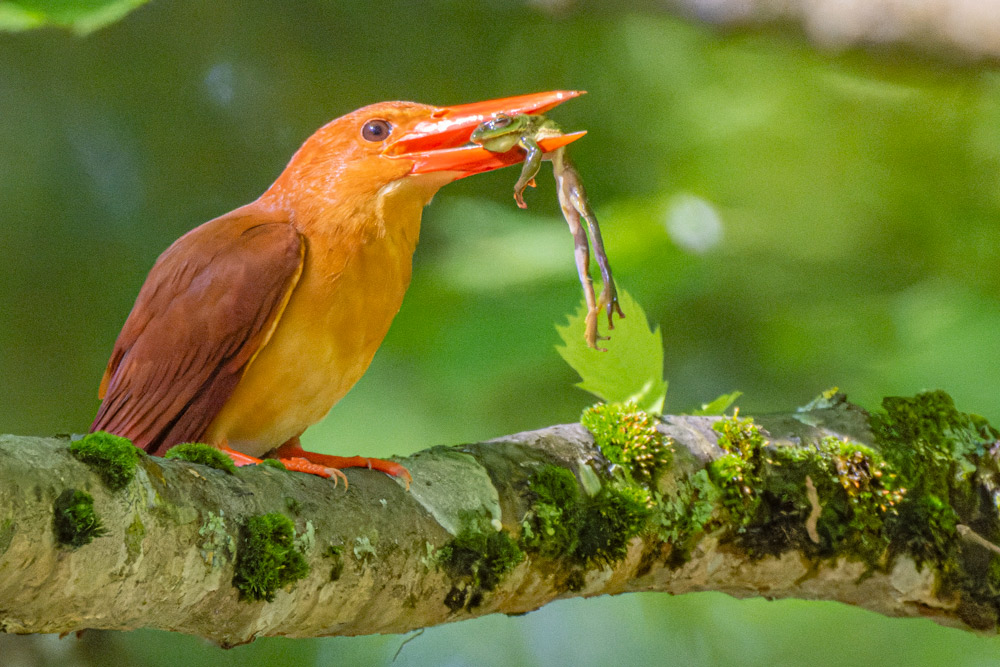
[385, 90, 586, 177]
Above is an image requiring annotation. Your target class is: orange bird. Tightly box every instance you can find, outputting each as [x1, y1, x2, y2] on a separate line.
[91, 91, 584, 485]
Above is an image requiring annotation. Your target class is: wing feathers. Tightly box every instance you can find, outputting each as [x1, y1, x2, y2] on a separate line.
[91, 209, 304, 455]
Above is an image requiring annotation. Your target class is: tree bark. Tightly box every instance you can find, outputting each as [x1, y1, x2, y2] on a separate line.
[1, 395, 998, 646]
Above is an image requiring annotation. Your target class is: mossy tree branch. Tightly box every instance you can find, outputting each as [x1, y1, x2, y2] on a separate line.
[2, 392, 1000, 646]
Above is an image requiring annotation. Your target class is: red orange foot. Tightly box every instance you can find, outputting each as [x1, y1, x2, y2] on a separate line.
[273, 442, 412, 490]
[220, 444, 348, 487]
[221, 445, 262, 467]
[280, 456, 349, 488]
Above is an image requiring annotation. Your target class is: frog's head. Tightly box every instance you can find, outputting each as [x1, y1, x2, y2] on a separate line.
[470, 114, 541, 153]
[470, 114, 531, 141]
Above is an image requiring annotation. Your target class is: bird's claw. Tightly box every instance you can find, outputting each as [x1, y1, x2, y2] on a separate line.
[280, 457, 349, 488]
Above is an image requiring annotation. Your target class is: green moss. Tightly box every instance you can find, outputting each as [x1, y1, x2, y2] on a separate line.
[874, 391, 998, 479]
[521, 466, 581, 559]
[438, 518, 524, 602]
[53, 489, 106, 548]
[701, 408, 907, 565]
[708, 452, 762, 528]
[654, 469, 720, 553]
[870, 391, 996, 566]
[532, 465, 579, 507]
[260, 458, 287, 470]
[70, 431, 141, 491]
[805, 437, 902, 563]
[164, 443, 237, 474]
[901, 494, 957, 562]
[520, 464, 653, 567]
[582, 401, 673, 483]
[736, 434, 901, 564]
[574, 482, 653, 565]
[707, 414, 769, 529]
[232, 513, 309, 602]
[714, 412, 767, 458]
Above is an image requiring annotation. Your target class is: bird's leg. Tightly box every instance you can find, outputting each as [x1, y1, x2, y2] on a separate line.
[270, 437, 411, 489]
[219, 440, 348, 487]
[219, 443, 262, 467]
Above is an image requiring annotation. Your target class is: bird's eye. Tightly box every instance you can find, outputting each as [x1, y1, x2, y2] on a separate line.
[361, 119, 392, 142]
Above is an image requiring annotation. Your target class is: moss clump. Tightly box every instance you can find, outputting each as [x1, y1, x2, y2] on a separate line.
[765, 437, 903, 564]
[582, 402, 672, 483]
[439, 518, 524, 602]
[714, 412, 767, 459]
[70, 431, 141, 491]
[232, 513, 309, 602]
[520, 465, 653, 566]
[708, 414, 768, 528]
[53, 489, 106, 548]
[874, 391, 998, 481]
[871, 391, 997, 566]
[260, 458, 287, 470]
[521, 465, 581, 559]
[165, 443, 237, 474]
[574, 482, 653, 565]
[704, 412, 906, 564]
[654, 469, 720, 555]
[818, 438, 903, 560]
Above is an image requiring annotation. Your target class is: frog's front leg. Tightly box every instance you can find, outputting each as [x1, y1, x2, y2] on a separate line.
[513, 136, 543, 209]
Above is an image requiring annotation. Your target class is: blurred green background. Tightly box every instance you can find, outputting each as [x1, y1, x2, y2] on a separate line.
[3, 1, 1000, 665]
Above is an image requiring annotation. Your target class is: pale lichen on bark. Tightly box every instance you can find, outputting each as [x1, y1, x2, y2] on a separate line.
[1, 392, 999, 645]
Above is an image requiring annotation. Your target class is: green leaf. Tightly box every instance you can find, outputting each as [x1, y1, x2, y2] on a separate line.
[0, 0, 149, 35]
[556, 289, 667, 413]
[691, 391, 743, 416]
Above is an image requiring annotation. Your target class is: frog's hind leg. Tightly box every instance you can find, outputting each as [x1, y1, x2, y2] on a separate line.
[560, 155, 625, 326]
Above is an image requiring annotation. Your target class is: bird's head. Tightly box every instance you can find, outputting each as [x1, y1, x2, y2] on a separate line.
[267, 91, 585, 216]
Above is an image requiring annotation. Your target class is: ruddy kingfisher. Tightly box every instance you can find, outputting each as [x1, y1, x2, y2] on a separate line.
[90, 90, 585, 485]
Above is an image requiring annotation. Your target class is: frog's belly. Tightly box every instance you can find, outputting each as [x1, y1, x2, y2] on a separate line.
[204, 239, 414, 457]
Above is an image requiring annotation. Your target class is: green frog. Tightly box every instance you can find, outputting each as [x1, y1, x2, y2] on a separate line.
[471, 113, 625, 349]
[470, 113, 565, 209]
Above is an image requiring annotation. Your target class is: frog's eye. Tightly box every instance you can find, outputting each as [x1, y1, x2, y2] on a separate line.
[362, 119, 392, 142]
[490, 115, 513, 130]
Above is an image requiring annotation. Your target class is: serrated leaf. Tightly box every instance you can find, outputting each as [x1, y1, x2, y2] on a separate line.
[691, 391, 742, 416]
[0, 0, 149, 35]
[556, 289, 667, 413]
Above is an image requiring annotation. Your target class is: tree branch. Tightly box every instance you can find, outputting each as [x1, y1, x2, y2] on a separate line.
[2, 393, 999, 645]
